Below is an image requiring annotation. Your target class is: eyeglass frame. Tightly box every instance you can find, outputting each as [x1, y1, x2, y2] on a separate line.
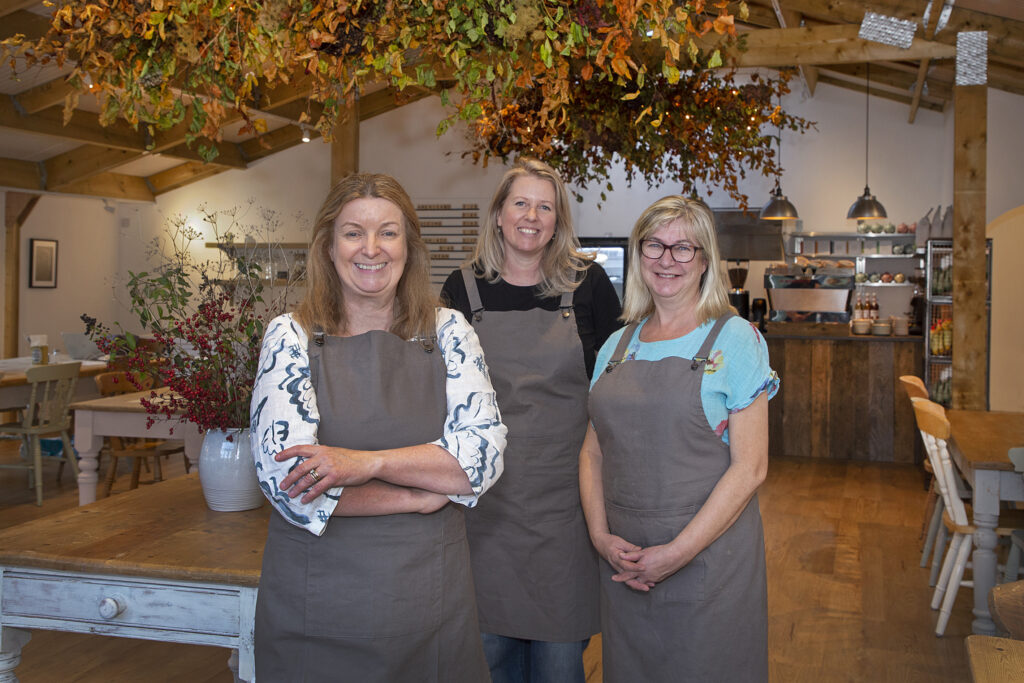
[639, 239, 703, 264]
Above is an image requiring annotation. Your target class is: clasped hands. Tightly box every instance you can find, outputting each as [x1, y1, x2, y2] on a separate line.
[593, 531, 691, 593]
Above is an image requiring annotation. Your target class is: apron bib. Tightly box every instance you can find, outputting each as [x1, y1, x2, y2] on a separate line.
[461, 269, 600, 642]
[255, 328, 489, 682]
[589, 315, 768, 683]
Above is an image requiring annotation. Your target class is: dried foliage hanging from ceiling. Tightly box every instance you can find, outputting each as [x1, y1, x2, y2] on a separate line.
[3, 0, 812, 206]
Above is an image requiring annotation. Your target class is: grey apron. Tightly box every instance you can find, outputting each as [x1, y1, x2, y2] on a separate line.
[588, 315, 768, 683]
[255, 328, 490, 683]
[460, 269, 600, 642]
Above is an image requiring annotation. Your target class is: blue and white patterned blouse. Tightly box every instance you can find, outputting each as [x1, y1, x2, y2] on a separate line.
[250, 309, 507, 536]
[592, 315, 779, 445]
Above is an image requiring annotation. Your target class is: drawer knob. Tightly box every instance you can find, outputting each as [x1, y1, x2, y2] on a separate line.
[98, 596, 126, 619]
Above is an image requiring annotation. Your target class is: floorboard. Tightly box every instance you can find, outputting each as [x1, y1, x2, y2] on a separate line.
[0, 440, 973, 682]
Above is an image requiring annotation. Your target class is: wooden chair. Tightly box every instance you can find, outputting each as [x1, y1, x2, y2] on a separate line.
[94, 371, 186, 496]
[989, 580, 1024, 640]
[965, 635, 1024, 682]
[0, 363, 81, 506]
[899, 375, 929, 400]
[911, 398, 1024, 636]
[899, 375, 947, 572]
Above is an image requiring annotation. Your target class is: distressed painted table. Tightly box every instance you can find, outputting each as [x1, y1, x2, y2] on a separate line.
[0, 474, 267, 682]
[70, 389, 204, 506]
[947, 409, 1024, 635]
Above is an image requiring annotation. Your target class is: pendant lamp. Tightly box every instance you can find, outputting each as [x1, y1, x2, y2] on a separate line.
[760, 90, 798, 221]
[847, 63, 887, 220]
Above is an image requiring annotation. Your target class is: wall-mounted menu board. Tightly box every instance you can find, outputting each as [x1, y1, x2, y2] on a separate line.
[416, 199, 484, 289]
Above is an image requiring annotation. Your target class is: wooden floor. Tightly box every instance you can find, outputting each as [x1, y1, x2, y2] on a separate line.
[1, 440, 973, 682]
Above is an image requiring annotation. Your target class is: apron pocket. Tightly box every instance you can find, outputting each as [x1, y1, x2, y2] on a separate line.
[656, 553, 708, 604]
[305, 516, 443, 638]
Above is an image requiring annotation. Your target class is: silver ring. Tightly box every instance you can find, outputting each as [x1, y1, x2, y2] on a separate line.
[308, 467, 321, 483]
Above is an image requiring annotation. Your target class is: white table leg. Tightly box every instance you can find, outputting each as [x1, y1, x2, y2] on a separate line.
[971, 469, 1001, 635]
[0, 627, 31, 683]
[74, 412, 103, 506]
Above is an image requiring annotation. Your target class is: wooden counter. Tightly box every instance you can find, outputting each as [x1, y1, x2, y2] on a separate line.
[765, 325, 924, 463]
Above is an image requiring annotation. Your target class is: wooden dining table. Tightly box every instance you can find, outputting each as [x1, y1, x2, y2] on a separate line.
[947, 409, 1024, 635]
[0, 474, 267, 682]
[70, 388, 204, 506]
[0, 355, 107, 409]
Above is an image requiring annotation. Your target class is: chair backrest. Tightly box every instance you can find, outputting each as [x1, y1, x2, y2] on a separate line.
[899, 375, 929, 401]
[94, 371, 155, 397]
[21, 362, 81, 432]
[911, 397, 971, 527]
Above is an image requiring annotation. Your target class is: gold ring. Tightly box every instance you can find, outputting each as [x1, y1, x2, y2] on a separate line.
[308, 467, 321, 483]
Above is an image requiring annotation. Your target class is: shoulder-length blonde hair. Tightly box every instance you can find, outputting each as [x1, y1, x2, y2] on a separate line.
[295, 173, 436, 339]
[468, 158, 591, 297]
[621, 196, 731, 326]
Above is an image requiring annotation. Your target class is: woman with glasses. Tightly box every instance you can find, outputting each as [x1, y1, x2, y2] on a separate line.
[580, 196, 778, 682]
[441, 159, 621, 682]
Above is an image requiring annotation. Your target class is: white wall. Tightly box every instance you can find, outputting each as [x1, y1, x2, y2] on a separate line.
[11, 196, 120, 355]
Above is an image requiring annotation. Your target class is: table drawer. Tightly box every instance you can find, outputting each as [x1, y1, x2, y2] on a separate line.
[2, 570, 241, 635]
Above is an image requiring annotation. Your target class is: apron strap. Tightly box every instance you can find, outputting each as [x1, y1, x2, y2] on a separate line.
[460, 267, 485, 322]
[558, 284, 574, 319]
[690, 313, 734, 370]
[603, 322, 638, 374]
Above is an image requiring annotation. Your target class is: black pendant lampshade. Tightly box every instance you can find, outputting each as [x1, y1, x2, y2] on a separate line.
[847, 63, 887, 220]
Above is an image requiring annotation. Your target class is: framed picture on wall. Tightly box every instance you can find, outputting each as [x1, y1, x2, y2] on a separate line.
[29, 238, 58, 288]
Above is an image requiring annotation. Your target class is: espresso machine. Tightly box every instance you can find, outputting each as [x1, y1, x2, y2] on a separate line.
[727, 259, 751, 320]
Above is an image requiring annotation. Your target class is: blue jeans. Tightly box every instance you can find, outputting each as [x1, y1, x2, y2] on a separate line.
[480, 633, 588, 683]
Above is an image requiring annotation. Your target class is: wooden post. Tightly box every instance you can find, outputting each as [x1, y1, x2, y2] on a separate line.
[330, 95, 359, 184]
[951, 85, 988, 410]
[4, 192, 39, 359]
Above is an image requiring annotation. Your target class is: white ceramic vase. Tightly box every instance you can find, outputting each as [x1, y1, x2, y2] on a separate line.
[198, 428, 263, 512]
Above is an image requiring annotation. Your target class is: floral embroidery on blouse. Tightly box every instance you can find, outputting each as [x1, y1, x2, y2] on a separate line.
[703, 349, 724, 374]
[250, 309, 506, 536]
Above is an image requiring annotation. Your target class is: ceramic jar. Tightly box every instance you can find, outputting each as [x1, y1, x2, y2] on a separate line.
[198, 428, 264, 512]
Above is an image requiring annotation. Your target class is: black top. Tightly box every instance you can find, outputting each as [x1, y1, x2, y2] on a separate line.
[440, 262, 624, 379]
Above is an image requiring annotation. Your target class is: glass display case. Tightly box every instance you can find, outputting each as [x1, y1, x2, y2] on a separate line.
[923, 238, 991, 406]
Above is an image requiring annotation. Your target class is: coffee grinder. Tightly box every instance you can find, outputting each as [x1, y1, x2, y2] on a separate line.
[727, 259, 751, 320]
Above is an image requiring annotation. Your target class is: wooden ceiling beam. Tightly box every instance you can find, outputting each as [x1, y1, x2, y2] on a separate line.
[0, 157, 41, 192]
[725, 24, 957, 68]
[747, 0, 1024, 66]
[0, 155, 155, 201]
[0, 9, 50, 40]
[815, 73, 944, 112]
[0, 96, 144, 150]
[58, 171, 154, 202]
[0, 0, 38, 20]
[44, 146, 140, 190]
[147, 162, 227, 195]
[156, 85, 435, 196]
[13, 76, 76, 115]
[908, 4, 942, 125]
[824, 62, 952, 101]
[773, 3, 818, 95]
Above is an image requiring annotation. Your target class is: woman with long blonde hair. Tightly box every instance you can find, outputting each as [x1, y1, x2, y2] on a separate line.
[251, 173, 507, 681]
[441, 159, 622, 682]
